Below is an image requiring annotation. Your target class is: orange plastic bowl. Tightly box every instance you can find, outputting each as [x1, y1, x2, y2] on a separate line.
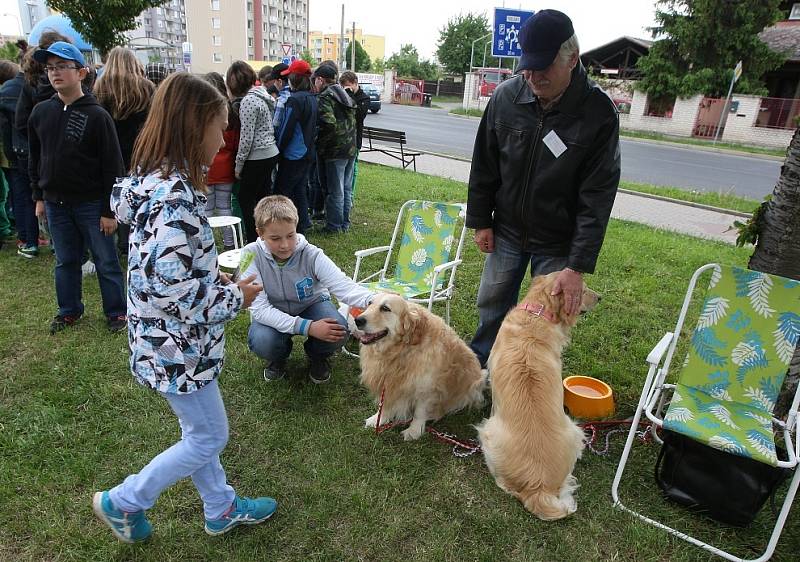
[563, 375, 615, 419]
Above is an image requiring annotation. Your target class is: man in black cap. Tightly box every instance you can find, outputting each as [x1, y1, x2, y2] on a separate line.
[466, 9, 620, 367]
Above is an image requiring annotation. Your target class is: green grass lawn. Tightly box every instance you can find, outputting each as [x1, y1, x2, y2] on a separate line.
[620, 180, 760, 214]
[2, 162, 797, 561]
[620, 129, 787, 158]
[449, 107, 484, 118]
[431, 95, 463, 104]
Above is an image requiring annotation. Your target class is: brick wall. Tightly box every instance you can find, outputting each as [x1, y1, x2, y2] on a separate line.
[621, 90, 702, 137]
[721, 94, 793, 149]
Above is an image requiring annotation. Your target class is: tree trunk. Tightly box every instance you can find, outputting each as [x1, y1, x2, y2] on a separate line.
[749, 126, 800, 420]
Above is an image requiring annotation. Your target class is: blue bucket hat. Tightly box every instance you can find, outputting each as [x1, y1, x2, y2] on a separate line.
[33, 41, 86, 67]
[517, 10, 575, 72]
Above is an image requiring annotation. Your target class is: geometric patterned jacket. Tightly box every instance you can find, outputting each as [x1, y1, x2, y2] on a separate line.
[111, 170, 244, 394]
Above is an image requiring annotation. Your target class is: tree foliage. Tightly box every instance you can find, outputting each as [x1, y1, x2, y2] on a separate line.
[372, 57, 386, 74]
[344, 40, 371, 72]
[436, 12, 491, 75]
[300, 48, 317, 66]
[638, 0, 784, 98]
[0, 42, 20, 62]
[46, 0, 169, 56]
[386, 44, 438, 80]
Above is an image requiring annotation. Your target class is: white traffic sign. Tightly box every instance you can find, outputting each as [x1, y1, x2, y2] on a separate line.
[281, 43, 292, 57]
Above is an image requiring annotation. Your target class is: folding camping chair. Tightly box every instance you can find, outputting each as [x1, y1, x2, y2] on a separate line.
[348, 199, 467, 322]
[612, 263, 800, 562]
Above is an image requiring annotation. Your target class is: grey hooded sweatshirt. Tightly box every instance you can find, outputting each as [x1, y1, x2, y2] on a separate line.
[235, 86, 279, 176]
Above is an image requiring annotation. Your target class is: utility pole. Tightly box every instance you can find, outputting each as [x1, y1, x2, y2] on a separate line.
[339, 4, 345, 71]
[351, 21, 356, 72]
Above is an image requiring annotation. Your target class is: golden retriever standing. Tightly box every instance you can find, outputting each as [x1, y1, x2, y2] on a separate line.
[353, 293, 486, 441]
[477, 271, 600, 520]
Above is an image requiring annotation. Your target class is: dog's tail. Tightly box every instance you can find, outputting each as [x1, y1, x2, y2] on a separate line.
[519, 475, 579, 521]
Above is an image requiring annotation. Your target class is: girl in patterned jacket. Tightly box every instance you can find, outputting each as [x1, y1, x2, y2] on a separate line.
[93, 72, 275, 543]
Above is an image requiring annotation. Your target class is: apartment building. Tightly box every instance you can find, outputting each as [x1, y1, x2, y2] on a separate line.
[308, 28, 385, 67]
[16, 0, 51, 35]
[247, 0, 309, 62]
[185, 0, 248, 73]
[129, 0, 187, 69]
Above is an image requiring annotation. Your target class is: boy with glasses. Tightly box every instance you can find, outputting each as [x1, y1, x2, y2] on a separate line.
[28, 41, 127, 334]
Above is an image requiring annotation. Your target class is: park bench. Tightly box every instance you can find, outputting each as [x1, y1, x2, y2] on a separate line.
[361, 126, 422, 171]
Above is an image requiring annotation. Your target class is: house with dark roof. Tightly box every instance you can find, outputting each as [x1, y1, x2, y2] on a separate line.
[580, 36, 652, 80]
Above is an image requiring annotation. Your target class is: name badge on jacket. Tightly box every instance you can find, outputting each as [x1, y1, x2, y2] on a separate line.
[543, 130, 567, 158]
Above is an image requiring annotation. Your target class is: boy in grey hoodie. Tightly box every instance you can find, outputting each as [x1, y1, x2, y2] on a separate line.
[236, 84, 279, 242]
[243, 196, 374, 383]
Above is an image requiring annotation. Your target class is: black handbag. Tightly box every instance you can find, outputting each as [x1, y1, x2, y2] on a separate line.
[655, 429, 790, 526]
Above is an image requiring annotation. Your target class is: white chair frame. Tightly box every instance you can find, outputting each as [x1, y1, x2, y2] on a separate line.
[208, 215, 245, 270]
[611, 263, 800, 562]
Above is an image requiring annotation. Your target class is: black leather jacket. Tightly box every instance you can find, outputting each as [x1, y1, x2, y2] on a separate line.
[466, 64, 620, 274]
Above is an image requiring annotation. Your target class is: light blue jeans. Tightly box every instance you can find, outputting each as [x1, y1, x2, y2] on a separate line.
[248, 299, 347, 362]
[469, 234, 568, 367]
[109, 379, 235, 520]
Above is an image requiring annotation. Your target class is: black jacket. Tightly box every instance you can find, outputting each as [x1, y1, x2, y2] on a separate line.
[0, 73, 25, 165]
[28, 93, 124, 217]
[466, 64, 620, 274]
[348, 87, 370, 149]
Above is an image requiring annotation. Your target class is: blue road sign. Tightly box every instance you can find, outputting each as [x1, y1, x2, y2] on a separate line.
[492, 8, 534, 58]
[281, 57, 291, 65]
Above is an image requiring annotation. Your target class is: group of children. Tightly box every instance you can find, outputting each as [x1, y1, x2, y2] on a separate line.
[5, 39, 379, 542]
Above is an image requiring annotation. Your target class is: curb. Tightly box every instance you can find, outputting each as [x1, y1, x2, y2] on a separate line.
[616, 188, 751, 218]
[620, 135, 785, 161]
[360, 150, 752, 219]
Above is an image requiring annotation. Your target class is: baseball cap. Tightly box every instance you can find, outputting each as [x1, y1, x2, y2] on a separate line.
[269, 63, 289, 80]
[281, 59, 312, 77]
[314, 64, 337, 81]
[33, 41, 86, 67]
[517, 10, 575, 72]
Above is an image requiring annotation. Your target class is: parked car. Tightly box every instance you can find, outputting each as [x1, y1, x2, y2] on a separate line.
[477, 68, 513, 97]
[361, 83, 381, 113]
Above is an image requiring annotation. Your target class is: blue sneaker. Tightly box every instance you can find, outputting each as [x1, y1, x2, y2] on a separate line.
[204, 495, 277, 536]
[92, 491, 152, 543]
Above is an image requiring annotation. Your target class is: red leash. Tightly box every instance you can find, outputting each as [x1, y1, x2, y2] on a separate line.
[374, 387, 482, 457]
[374, 388, 652, 458]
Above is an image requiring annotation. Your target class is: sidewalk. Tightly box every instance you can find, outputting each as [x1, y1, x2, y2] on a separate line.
[358, 149, 742, 244]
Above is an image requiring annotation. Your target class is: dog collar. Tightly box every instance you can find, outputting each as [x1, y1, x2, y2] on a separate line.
[515, 302, 558, 323]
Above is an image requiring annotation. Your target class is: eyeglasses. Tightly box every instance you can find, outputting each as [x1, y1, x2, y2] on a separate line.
[45, 63, 81, 73]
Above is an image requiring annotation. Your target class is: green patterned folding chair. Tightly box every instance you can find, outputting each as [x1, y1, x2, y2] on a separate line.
[349, 200, 467, 323]
[612, 263, 800, 562]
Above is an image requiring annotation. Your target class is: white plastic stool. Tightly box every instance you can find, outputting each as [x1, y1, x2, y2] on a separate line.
[208, 215, 244, 270]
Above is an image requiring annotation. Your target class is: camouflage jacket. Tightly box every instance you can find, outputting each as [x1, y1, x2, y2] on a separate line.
[316, 83, 357, 160]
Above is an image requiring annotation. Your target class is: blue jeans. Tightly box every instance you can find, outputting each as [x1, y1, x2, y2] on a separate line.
[274, 158, 312, 233]
[110, 379, 236, 519]
[469, 235, 568, 367]
[45, 200, 126, 319]
[319, 157, 355, 232]
[6, 166, 38, 246]
[248, 299, 347, 362]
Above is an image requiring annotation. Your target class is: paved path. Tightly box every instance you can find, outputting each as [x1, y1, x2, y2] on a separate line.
[365, 103, 781, 199]
[359, 150, 743, 244]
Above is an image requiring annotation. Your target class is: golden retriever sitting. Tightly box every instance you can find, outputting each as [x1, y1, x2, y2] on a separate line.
[353, 293, 487, 441]
[477, 271, 600, 520]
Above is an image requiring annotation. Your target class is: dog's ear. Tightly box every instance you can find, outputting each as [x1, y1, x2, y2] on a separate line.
[540, 274, 570, 323]
[401, 306, 428, 345]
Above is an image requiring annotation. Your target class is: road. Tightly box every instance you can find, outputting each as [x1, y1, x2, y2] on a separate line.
[365, 103, 782, 200]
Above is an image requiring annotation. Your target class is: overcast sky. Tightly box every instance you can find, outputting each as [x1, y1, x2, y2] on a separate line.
[309, 1, 659, 60]
[0, 1, 660, 60]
